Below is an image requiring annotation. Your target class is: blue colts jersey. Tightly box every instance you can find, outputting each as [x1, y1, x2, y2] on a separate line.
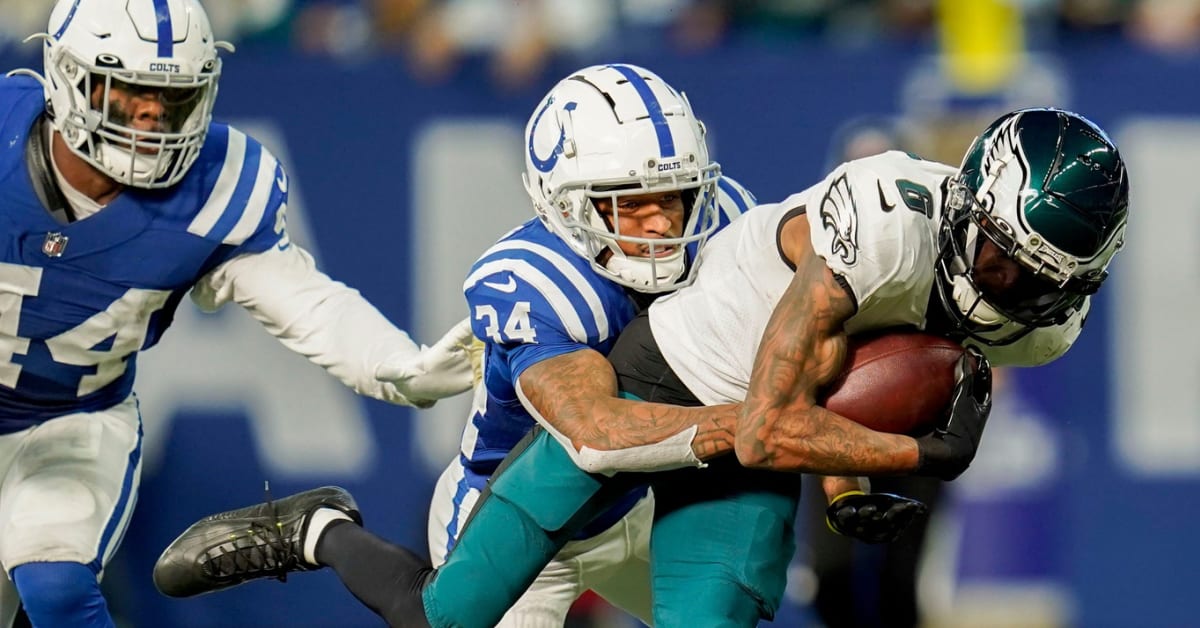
[0, 76, 289, 433]
[455, 177, 756, 536]
[463, 220, 640, 468]
[462, 177, 755, 471]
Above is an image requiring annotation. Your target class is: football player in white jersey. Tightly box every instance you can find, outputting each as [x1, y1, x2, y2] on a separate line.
[606, 108, 1123, 624]
[0, 1, 474, 626]
[426, 109, 1120, 628]
[152, 108, 1127, 627]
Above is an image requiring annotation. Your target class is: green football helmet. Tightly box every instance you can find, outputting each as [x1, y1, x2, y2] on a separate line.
[935, 108, 1129, 345]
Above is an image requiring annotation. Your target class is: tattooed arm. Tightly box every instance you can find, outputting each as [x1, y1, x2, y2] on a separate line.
[734, 214, 921, 474]
[517, 348, 737, 462]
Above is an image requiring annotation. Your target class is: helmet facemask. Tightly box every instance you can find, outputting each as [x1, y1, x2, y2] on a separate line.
[24, 0, 230, 189]
[935, 108, 1128, 345]
[531, 158, 721, 293]
[938, 180, 1098, 341]
[45, 49, 219, 188]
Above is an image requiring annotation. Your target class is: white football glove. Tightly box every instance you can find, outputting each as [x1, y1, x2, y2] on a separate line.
[376, 317, 478, 408]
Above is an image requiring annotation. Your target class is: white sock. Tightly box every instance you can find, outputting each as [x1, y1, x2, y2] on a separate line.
[302, 507, 353, 566]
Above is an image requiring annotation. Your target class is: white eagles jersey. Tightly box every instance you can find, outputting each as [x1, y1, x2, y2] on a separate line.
[651, 151, 1087, 405]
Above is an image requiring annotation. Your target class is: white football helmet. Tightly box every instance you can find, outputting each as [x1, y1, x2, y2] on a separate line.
[24, 0, 231, 188]
[523, 64, 722, 293]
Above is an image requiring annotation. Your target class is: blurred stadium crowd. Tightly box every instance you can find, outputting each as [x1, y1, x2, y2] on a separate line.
[3, 0, 1199, 88]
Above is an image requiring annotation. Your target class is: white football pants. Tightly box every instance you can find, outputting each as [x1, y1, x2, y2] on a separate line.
[0, 396, 143, 627]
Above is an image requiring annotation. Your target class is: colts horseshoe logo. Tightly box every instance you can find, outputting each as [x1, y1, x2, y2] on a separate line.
[528, 96, 578, 173]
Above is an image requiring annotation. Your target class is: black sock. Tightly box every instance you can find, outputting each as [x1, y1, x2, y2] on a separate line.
[313, 518, 354, 565]
[317, 521, 436, 628]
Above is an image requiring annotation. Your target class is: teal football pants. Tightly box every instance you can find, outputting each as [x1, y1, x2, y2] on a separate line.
[422, 429, 637, 628]
[423, 432, 802, 627]
[648, 458, 803, 626]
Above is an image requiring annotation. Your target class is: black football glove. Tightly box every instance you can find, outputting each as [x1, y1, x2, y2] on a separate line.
[914, 346, 992, 481]
[825, 491, 929, 544]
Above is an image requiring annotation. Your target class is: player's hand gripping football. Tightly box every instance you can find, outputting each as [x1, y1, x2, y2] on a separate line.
[376, 317, 480, 408]
[914, 346, 992, 480]
[825, 491, 929, 544]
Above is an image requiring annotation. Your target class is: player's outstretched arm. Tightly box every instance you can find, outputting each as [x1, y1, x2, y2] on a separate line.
[192, 245, 452, 407]
[734, 216, 921, 474]
[516, 348, 739, 473]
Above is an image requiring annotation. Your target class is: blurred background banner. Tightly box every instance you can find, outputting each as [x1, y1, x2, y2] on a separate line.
[3, 1, 1199, 626]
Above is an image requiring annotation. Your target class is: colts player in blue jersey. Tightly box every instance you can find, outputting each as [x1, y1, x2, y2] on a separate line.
[0, 1, 474, 627]
[152, 64, 757, 625]
[426, 64, 757, 626]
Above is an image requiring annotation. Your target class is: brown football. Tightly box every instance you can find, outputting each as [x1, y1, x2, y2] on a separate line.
[820, 329, 964, 436]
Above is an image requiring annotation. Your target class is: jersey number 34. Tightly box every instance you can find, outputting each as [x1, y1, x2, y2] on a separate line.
[474, 302, 537, 343]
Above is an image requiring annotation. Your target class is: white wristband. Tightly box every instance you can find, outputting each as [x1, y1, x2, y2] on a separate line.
[574, 425, 706, 476]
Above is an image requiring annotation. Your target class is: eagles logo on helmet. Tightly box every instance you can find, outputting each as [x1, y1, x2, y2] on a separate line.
[934, 108, 1129, 345]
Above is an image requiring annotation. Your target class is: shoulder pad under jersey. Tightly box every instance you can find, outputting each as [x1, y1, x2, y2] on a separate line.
[808, 152, 953, 330]
[181, 124, 291, 256]
[463, 223, 627, 348]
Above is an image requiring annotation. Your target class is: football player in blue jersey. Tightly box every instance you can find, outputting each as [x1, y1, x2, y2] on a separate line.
[426, 64, 757, 625]
[0, 1, 475, 627]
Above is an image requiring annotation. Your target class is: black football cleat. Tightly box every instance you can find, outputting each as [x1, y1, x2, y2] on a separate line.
[153, 485, 362, 598]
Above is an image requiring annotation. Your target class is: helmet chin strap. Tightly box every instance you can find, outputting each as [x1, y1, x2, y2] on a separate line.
[604, 248, 685, 291]
[96, 141, 166, 186]
[950, 274, 1007, 327]
[585, 203, 688, 291]
[948, 219, 1009, 326]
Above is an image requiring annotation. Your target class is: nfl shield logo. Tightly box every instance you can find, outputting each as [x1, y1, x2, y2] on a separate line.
[42, 232, 68, 258]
